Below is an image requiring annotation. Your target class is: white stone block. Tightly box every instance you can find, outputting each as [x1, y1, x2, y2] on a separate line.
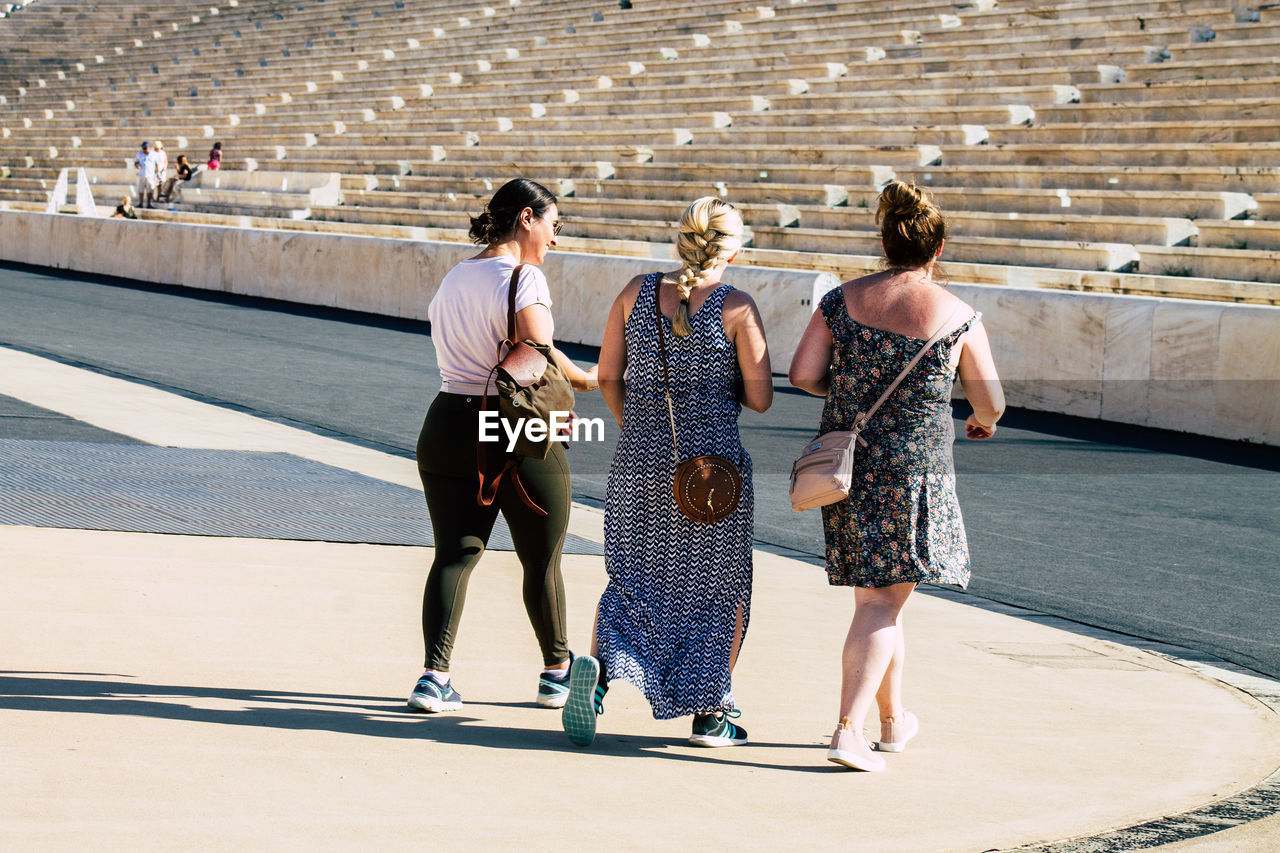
[381, 49, 394, 61]
[530, 103, 546, 118]
[1006, 104, 1034, 125]
[431, 146, 447, 161]
[628, 62, 645, 75]
[303, 133, 317, 147]
[254, 103, 266, 115]
[333, 121, 346, 135]
[71, 136, 82, 148]
[65, 100, 74, 111]
[390, 96, 405, 110]
[633, 148, 654, 163]
[506, 48, 520, 59]
[280, 93, 292, 104]
[356, 60, 368, 72]
[457, 16, 470, 27]
[95, 55, 104, 64]
[915, 145, 942, 166]
[775, 204, 801, 227]
[228, 114, 241, 127]
[725, 21, 744, 34]
[476, 59, 491, 72]
[563, 89, 580, 104]
[331, 70, 344, 81]
[273, 146, 286, 160]
[306, 81, 318, 93]
[900, 29, 922, 44]
[757, 6, 775, 18]
[1097, 65, 1126, 84]
[464, 131, 480, 146]
[558, 179, 576, 197]
[22, 118, 31, 128]
[660, 47, 679, 60]
[961, 124, 989, 145]
[751, 96, 771, 111]
[1052, 85, 1081, 104]
[448, 72, 463, 85]
[597, 76, 613, 89]
[407, 38, 420, 49]
[75, 63, 84, 72]
[47, 146, 57, 159]
[594, 161, 615, 180]
[244, 158, 258, 172]
[43, 109, 52, 119]
[823, 185, 849, 207]
[673, 128, 694, 145]
[788, 78, 809, 95]
[692, 34, 711, 47]
[861, 47, 886, 62]
[712, 112, 733, 128]
[715, 181, 729, 197]
[825, 62, 848, 78]
[420, 85, 434, 97]
[433, 28, 445, 37]
[203, 125, 214, 137]
[362, 109, 376, 122]
[496, 117, 513, 132]
[482, 6, 496, 16]
[938, 14, 962, 28]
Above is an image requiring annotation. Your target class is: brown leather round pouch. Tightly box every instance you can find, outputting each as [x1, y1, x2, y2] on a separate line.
[673, 453, 743, 524]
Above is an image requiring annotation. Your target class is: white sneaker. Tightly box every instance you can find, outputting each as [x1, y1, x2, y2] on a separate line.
[874, 711, 919, 753]
[827, 725, 885, 772]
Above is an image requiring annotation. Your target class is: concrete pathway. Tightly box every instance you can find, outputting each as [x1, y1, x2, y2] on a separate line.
[1, 345, 1278, 851]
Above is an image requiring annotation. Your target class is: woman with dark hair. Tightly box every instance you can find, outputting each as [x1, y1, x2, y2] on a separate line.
[789, 181, 1004, 771]
[407, 178, 598, 714]
[207, 141, 222, 170]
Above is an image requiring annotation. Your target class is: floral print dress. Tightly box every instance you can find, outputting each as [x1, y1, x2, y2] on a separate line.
[817, 286, 979, 589]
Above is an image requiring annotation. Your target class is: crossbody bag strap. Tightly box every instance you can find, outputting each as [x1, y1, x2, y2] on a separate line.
[855, 305, 967, 431]
[652, 275, 681, 465]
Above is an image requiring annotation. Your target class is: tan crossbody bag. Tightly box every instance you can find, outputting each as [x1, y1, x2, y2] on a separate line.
[789, 306, 965, 512]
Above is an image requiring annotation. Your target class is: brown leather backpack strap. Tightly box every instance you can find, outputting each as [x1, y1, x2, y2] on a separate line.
[506, 263, 523, 344]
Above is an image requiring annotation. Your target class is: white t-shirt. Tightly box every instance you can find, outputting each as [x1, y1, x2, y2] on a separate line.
[428, 257, 554, 394]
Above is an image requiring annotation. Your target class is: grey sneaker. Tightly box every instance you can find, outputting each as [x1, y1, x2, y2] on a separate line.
[689, 710, 748, 747]
[407, 673, 462, 713]
[537, 664, 571, 708]
[561, 655, 605, 746]
[827, 725, 885, 772]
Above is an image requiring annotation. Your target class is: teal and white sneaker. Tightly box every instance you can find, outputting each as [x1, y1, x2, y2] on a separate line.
[536, 662, 572, 708]
[561, 655, 606, 747]
[689, 709, 748, 747]
[407, 673, 462, 713]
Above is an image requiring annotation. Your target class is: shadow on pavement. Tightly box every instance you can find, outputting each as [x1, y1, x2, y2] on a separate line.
[0, 672, 832, 773]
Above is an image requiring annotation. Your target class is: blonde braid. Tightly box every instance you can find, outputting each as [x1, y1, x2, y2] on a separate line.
[672, 199, 744, 336]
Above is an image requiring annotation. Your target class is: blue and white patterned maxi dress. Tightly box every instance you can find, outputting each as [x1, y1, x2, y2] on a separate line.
[597, 273, 753, 720]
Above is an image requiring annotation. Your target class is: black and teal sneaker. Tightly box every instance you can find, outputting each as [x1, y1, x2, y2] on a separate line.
[537, 663, 571, 708]
[406, 673, 463, 713]
[689, 709, 748, 747]
[561, 655, 606, 746]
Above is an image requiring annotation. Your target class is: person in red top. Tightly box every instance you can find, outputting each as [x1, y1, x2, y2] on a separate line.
[207, 141, 222, 170]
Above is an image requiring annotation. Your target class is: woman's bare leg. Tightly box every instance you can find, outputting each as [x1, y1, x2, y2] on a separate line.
[838, 582, 915, 729]
[875, 610, 907, 721]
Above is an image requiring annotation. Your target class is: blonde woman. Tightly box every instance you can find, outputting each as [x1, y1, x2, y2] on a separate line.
[562, 198, 773, 748]
[789, 181, 1004, 771]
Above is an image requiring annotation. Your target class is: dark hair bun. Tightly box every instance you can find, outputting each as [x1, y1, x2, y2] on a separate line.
[876, 181, 947, 269]
[468, 210, 497, 245]
[878, 181, 930, 220]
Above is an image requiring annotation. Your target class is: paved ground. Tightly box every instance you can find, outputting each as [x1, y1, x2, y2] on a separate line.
[0, 264, 1277, 680]
[1, 342, 1279, 851]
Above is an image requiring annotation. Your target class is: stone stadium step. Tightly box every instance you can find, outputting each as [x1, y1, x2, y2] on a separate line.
[937, 143, 1280, 169]
[902, 164, 1280, 195]
[1029, 101, 1280, 125]
[750, 227, 1140, 272]
[1256, 194, 1280, 220]
[983, 118, 1280, 146]
[1137, 245, 1280, 282]
[1075, 74, 1280, 104]
[1195, 221, 1280, 252]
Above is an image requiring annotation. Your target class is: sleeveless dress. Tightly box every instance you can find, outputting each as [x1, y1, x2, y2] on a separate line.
[597, 273, 753, 719]
[817, 286, 979, 589]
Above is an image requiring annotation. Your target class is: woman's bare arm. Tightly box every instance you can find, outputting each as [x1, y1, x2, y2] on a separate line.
[515, 303, 599, 392]
[725, 290, 773, 413]
[956, 320, 1005, 439]
[787, 307, 834, 396]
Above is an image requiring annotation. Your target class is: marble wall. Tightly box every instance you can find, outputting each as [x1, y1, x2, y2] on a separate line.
[2, 210, 1275, 444]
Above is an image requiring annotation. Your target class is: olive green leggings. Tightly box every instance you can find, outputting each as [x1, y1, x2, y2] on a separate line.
[417, 392, 572, 671]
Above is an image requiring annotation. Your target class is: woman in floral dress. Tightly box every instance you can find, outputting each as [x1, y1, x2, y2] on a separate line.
[789, 181, 1005, 772]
